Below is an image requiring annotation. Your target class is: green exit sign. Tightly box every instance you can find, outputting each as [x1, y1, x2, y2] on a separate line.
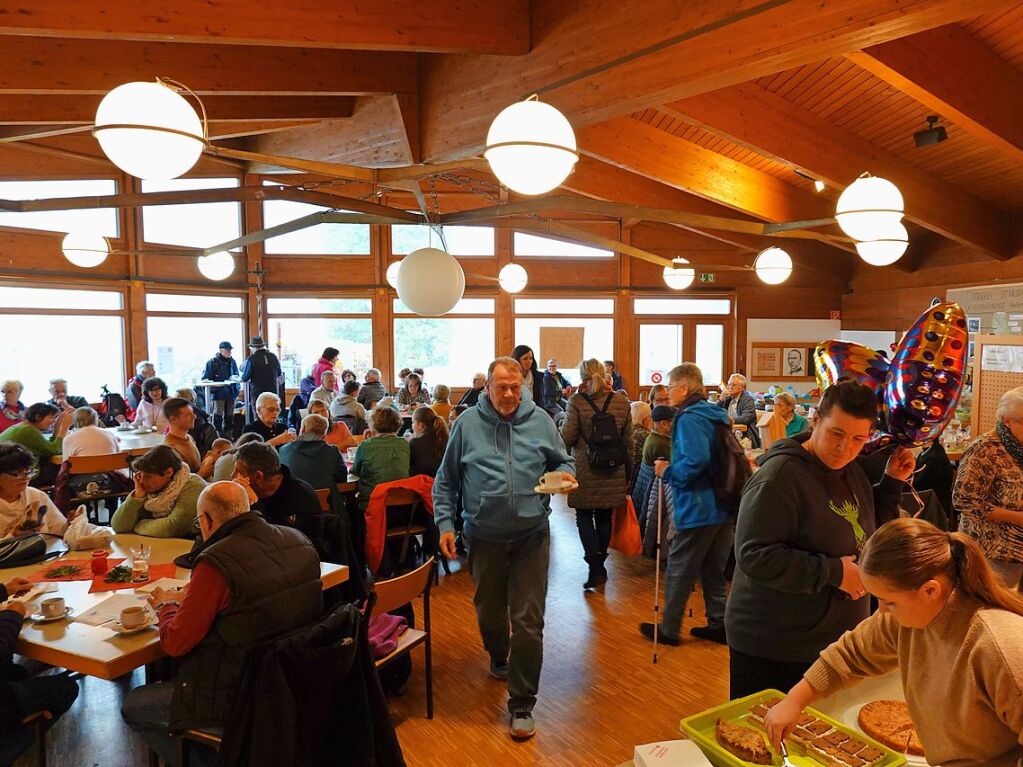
[699, 272, 716, 283]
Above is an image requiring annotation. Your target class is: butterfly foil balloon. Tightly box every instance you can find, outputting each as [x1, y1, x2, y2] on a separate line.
[814, 341, 889, 397]
[883, 302, 968, 448]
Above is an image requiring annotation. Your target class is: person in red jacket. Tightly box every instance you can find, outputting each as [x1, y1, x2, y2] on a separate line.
[310, 347, 340, 390]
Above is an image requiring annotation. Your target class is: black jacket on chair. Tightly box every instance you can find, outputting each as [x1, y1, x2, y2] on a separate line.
[218, 602, 405, 767]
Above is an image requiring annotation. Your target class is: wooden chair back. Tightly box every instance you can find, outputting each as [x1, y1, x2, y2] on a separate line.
[67, 453, 130, 475]
[383, 487, 419, 507]
[315, 487, 330, 512]
[352, 434, 366, 445]
[373, 557, 434, 615]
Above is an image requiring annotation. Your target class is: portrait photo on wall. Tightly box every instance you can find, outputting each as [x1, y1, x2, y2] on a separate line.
[782, 347, 807, 377]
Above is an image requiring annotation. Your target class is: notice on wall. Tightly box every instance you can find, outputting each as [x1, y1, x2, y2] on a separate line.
[539, 327, 585, 371]
[751, 347, 781, 378]
[981, 345, 1023, 373]
[948, 283, 1023, 336]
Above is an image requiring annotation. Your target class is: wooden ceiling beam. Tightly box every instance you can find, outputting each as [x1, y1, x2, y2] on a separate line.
[0, 1, 529, 55]
[664, 82, 1016, 260]
[0, 37, 417, 95]
[847, 24, 1023, 166]
[421, 0, 1011, 161]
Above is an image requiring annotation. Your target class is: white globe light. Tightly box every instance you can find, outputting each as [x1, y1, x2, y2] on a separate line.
[754, 247, 792, 285]
[396, 247, 465, 315]
[197, 251, 235, 281]
[855, 222, 909, 266]
[485, 99, 578, 196]
[498, 263, 528, 293]
[662, 257, 695, 290]
[835, 174, 904, 240]
[386, 260, 402, 289]
[94, 81, 204, 180]
[61, 231, 109, 268]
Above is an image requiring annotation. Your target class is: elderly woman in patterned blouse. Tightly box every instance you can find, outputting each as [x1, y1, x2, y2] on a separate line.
[954, 386, 1023, 590]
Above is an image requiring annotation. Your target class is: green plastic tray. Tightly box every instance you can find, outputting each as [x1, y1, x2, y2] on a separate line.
[679, 689, 907, 767]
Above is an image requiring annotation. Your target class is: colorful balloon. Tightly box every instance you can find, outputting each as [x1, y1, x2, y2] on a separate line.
[883, 302, 968, 447]
[813, 340, 889, 396]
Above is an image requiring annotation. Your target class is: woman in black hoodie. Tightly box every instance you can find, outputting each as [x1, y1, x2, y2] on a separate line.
[725, 380, 915, 699]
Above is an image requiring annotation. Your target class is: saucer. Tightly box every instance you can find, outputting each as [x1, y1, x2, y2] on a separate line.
[110, 616, 155, 635]
[534, 483, 572, 494]
[30, 607, 73, 623]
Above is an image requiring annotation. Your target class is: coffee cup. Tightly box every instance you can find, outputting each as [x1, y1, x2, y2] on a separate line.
[40, 597, 65, 618]
[120, 605, 147, 629]
[539, 471, 566, 490]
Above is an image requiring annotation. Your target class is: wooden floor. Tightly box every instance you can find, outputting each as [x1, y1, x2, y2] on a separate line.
[16, 496, 730, 766]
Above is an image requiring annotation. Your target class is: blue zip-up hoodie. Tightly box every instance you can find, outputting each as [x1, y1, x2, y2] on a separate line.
[661, 397, 732, 531]
[433, 388, 574, 543]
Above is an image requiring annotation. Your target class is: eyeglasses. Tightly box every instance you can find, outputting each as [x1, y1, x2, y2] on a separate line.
[2, 469, 38, 480]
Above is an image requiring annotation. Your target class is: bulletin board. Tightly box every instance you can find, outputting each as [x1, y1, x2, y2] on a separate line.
[972, 335, 1023, 438]
[539, 327, 585, 370]
[750, 342, 818, 381]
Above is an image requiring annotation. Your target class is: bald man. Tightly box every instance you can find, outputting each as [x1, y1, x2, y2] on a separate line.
[121, 481, 323, 764]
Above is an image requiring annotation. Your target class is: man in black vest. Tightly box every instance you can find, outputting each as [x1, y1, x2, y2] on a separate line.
[240, 336, 283, 422]
[120, 481, 323, 765]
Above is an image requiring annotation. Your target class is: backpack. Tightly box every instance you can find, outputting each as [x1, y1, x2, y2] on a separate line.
[580, 392, 628, 474]
[710, 421, 753, 509]
[99, 386, 128, 427]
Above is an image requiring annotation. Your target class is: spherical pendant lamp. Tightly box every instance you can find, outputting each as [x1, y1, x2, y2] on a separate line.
[386, 260, 402, 289]
[61, 231, 109, 268]
[94, 80, 205, 180]
[485, 96, 578, 196]
[197, 251, 235, 281]
[498, 263, 528, 293]
[855, 222, 909, 266]
[662, 257, 695, 290]
[754, 247, 792, 285]
[835, 173, 904, 241]
[396, 248, 465, 315]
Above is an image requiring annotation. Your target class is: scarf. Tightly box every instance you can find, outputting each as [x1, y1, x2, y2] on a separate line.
[143, 466, 191, 516]
[1, 401, 24, 423]
[996, 420, 1023, 472]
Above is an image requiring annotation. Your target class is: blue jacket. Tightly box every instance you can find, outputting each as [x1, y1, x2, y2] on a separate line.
[202, 354, 240, 400]
[433, 389, 574, 543]
[661, 398, 732, 531]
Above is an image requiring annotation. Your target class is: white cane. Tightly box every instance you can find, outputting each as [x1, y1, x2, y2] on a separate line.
[653, 475, 664, 664]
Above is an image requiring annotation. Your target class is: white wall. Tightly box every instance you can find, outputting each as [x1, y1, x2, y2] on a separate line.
[746, 319, 842, 394]
[840, 329, 897, 353]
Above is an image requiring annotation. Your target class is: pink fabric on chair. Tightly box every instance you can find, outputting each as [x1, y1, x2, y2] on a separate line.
[367, 613, 408, 659]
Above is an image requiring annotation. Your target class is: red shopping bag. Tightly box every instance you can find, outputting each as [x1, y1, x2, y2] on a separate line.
[609, 497, 642, 557]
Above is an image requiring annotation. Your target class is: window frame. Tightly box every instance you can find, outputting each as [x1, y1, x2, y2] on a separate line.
[0, 177, 121, 238]
[139, 176, 243, 252]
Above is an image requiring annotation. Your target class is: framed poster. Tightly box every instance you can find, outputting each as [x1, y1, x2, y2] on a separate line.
[751, 347, 781, 378]
[782, 347, 807, 377]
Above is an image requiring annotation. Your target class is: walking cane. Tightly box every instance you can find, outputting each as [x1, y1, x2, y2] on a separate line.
[652, 475, 664, 664]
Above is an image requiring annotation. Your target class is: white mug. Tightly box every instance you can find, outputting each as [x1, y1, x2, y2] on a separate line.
[41, 597, 65, 618]
[539, 471, 565, 489]
[120, 605, 147, 629]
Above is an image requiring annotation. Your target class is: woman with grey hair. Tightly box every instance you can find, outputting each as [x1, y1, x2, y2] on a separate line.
[772, 392, 808, 438]
[240, 392, 294, 448]
[955, 386, 1023, 589]
[718, 372, 760, 448]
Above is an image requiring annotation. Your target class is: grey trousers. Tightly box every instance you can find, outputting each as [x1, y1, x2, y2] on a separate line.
[467, 524, 550, 715]
[121, 682, 218, 767]
[660, 521, 734, 639]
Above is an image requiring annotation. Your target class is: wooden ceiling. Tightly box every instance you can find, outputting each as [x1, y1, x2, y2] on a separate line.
[0, 0, 1021, 276]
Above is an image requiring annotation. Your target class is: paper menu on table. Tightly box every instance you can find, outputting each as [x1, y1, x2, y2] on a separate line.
[634, 740, 711, 767]
[134, 578, 188, 594]
[10, 583, 57, 605]
[74, 593, 152, 627]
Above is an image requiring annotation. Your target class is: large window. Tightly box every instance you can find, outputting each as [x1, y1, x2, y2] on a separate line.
[635, 296, 732, 386]
[393, 298, 495, 390]
[267, 297, 373, 387]
[146, 293, 245, 393]
[513, 232, 613, 259]
[141, 177, 241, 249]
[0, 285, 124, 403]
[261, 190, 370, 255]
[513, 297, 615, 379]
[391, 225, 495, 256]
[0, 179, 118, 236]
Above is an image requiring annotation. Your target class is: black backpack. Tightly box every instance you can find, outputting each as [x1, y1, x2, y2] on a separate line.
[99, 385, 128, 427]
[580, 392, 628, 474]
[710, 421, 753, 509]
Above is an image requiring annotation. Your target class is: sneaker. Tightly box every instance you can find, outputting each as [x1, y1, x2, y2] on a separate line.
[639, 622, 680, 646]
[690, 625, 728, 645]
[489, 657, 509, 680]
[510, 712, 535, 740]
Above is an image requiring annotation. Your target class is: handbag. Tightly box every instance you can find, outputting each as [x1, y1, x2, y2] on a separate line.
[0, 533, 62, 568]
[609, 497, 643, 557]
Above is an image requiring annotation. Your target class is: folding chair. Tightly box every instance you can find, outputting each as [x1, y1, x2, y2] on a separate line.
[371, 557, 435, 719]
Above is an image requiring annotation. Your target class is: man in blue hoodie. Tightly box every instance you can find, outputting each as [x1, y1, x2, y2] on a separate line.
[639, 362, 735, 647]
[435, 356, 575, 742]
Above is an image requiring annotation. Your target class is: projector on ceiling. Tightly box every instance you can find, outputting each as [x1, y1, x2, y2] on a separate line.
[914, 116, 947, 148]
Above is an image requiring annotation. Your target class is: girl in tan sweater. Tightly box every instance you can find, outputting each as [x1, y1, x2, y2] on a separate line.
[765, 517, 1023, 767]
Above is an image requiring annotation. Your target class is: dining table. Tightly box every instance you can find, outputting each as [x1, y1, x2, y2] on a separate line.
[50, 426, 166, 464]
[0, 533, 348, 680]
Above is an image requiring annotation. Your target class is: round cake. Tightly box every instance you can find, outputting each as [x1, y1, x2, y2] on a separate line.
[858, 700, 925, 756]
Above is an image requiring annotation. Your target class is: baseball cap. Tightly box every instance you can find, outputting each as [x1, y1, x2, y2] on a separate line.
[219, 341, 233, 350]
[651, 405, 676, 422]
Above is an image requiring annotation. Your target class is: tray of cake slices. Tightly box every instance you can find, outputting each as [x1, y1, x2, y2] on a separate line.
[680, 690, 907, 767]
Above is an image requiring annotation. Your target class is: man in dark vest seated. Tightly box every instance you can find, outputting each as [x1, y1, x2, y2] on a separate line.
[120, 481, 323, 766]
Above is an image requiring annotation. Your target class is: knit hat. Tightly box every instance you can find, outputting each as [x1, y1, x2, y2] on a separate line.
[651, 405, 676, 422]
